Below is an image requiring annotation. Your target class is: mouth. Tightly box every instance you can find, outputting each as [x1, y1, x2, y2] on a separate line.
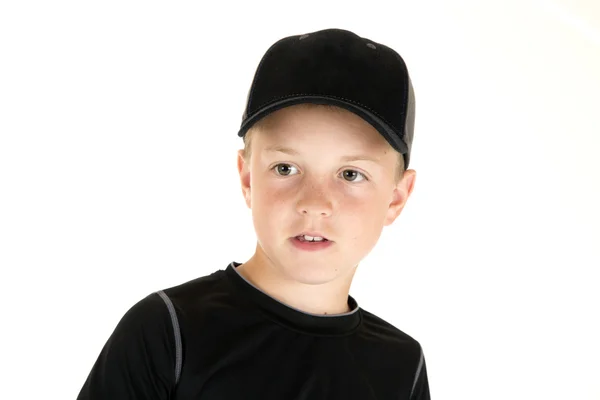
[290, 232, 334, 251]
[293, 232, 331, 243]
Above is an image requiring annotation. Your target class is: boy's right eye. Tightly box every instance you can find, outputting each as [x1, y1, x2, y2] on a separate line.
[273, 163, 298, 176]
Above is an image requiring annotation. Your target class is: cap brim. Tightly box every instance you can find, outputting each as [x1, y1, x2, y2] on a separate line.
[237, 95, 408, 155]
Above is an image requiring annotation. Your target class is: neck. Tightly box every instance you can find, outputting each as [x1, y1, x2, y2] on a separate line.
[235, 253, 356, 316]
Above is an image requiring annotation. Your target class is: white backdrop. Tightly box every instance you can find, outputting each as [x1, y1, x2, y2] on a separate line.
[1, 1, 599, 399]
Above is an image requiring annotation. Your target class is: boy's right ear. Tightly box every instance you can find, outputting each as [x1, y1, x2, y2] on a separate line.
[237, 150, 251, 209]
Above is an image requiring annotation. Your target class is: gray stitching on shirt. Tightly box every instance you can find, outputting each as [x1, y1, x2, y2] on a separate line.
[156, 290, 182, 385]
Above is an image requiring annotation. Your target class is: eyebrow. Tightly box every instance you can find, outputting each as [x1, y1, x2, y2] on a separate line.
[264, 146, 300, 156]
[264, 145, 382, 163]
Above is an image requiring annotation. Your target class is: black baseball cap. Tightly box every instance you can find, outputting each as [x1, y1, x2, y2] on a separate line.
[238, 28, 416, 169]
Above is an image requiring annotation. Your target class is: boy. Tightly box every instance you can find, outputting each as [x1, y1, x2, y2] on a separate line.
[78, 28, 430, 399]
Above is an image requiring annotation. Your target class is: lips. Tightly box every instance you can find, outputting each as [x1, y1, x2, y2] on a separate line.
[290, 235, 334, 251]
[294, 231, 330, 241]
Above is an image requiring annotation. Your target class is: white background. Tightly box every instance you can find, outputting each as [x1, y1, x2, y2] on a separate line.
[1, 1, 599, 399]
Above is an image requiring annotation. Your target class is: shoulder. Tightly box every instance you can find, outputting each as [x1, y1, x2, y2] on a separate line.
[159, 268, 230, 310]
[358, 307, 423, 360]
[352, 308, 430, 398]
[360, 307, 419, 342]
[77, 293, 179, 398]
[103, 266, 230, 356]
[114, 292, 175, 336]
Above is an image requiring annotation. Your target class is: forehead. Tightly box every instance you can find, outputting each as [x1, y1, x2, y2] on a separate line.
[251, 105, 390, 153]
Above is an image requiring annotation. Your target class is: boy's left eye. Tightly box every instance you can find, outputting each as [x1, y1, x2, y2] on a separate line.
[341, 169, 366, 182]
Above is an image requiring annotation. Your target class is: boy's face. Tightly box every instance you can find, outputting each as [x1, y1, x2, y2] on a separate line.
[237, 105, 416, 285]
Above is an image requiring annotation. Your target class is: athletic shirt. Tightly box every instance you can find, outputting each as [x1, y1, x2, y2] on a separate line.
[77, 262, 430, 399]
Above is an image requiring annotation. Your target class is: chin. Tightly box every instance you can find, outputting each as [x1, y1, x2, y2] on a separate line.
[281, 261, 346, 286]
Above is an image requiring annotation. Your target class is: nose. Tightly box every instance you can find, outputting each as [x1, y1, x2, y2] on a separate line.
[295, 180, 333, 217]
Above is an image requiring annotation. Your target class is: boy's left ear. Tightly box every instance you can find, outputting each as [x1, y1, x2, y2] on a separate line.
[384, 169, 416, 226]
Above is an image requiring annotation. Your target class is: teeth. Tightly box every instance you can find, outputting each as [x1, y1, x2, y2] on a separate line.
[301, 235, 324, 242]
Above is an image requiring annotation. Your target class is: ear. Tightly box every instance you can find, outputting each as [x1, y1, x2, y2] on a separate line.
[237, 149, 252, 209]
[383, 169, 416, 226]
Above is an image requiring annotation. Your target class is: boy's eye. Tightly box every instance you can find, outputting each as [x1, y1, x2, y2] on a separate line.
[272, 164, 366, 182]
[273, 163, 298, 176]
[341, 169, 366, 182]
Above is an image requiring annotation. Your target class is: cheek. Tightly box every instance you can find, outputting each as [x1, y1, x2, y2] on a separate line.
[341, 187, 387, 213]
[342, 193, 389, 239]
[252, 172, 298, 205]
[250, 181, 291, 236]
[252, 180, 288, 211]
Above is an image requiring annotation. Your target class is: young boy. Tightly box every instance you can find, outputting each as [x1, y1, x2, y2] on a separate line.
[78, 28, 430, 399]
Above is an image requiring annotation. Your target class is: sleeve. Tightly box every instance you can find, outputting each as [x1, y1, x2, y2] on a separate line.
[77, 293, 178, 400]
[409, 345, 431, 400]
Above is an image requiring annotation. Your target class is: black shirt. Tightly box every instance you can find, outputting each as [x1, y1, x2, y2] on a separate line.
[78, 262, 430, 399]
